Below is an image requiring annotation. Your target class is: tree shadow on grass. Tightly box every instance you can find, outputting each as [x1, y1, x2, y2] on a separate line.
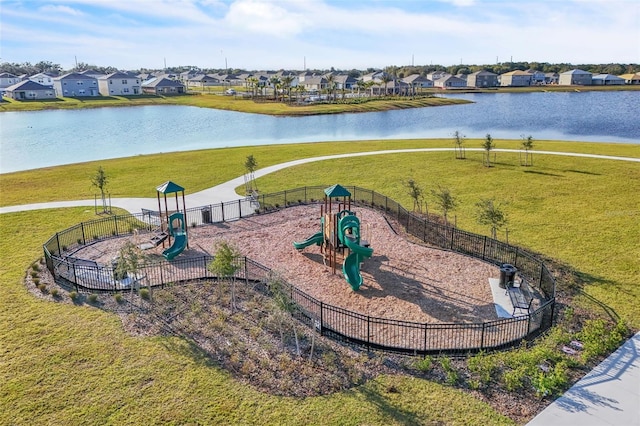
[523, 170, 564, 177]
[355, 383, 423, 425]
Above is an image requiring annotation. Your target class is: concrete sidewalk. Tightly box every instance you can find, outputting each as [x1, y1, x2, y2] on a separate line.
[527, 332, 640, 426]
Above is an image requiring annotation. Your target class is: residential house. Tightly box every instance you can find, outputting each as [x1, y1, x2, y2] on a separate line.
[0, 73, 21, 94]
[526, 69, 546, 85]
[558, 69, 592, 85]
[3, 80, 55, 100]
[53, 72, 99, 97]
[544, 73, 559, 85]
[466, 70, 498, 88]
[618, 73, 640, 84]
[186, 74, 221, 89]
[371, 78, 410, 95]
[591, 74, 625, 85]
[402, 74, 434, 94]
[79, 69, 105, 79]
[361, 71, 386, 82]
[434, 75, 466, 89]
[426, 71, 450, 81]
[98, 72, 141, 95]
[500, 70, 532, 87]
[333, 74, 357, 91]
[28, 72, 55, 87]
[301, 76, 328, 91]
[141, 76, 185, 95]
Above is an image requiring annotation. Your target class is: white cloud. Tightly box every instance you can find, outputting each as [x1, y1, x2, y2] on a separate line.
[38, 5, 85, 16]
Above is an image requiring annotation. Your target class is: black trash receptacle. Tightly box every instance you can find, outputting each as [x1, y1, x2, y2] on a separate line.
[201, 207, 211, 224]
[499, 264, 517, 289]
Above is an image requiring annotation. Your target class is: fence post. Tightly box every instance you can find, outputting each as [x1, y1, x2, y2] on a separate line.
[320, 301, 324, 335]
[371, 190, 374, 206]
[304, 187, 307, 203]
[244, 256, 248, 284]
[482, 236, 487, 260]
[238, 199, 241, 219]
[480, 322, 486, 350]
[423, 218, 427, 242]
[221, 202, 225, 222]
[514, 247, 519, 268]
[450, 228, 455, 250]
[81, 222, 86, 245]
[56, 233, 61, 255]
[539, 263, 544, 287]
[114, 215, 118, 236]
[423, 323, 428, 353]
[527, 313, 532, 335]
[367, 316, 371, 350]
[284, 190, 287, 207]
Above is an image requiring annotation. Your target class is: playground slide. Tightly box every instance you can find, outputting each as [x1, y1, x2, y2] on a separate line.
[293, 231, 324, 250]
[342, 236, 373, 291]
[338, 214, 373, 291]
[163, 233, 187, 260]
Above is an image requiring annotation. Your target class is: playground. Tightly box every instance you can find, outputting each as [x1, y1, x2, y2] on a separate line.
[73, 202, 499, 324]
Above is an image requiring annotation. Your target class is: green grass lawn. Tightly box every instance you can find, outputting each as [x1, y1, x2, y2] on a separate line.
[1, 139, 638, 424]
[0, 93, 469, 115]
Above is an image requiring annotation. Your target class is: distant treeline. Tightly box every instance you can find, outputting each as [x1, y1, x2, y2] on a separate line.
[1, 60, 637, 77]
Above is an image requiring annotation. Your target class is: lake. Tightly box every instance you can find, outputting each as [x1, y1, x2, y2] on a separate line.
[1, 91, 638, 173]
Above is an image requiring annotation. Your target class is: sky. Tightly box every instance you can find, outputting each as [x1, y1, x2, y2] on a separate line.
[1, 0, 639, 71]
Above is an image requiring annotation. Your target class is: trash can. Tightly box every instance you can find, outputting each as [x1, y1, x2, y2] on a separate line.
[201, 207, 211, 224]
[499, 264, 517, 289]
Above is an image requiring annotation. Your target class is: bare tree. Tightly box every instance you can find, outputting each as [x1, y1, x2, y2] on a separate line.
[91, 166, 109, 214]
[431, 185, 458, 226]
[208, 241, 241, 313]
[404, 178, 424, 213]
[453, 130, 466, 160]
[114, 241, 149, 302]
[520, 134, 534, 166]
[475, 198, 508, 239]
[482, 134, 495, 167]
[268, 273, 302, 357]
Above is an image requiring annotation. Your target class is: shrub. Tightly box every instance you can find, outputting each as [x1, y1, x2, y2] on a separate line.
[77, 238, 83, 245]
[50, 288, 59, 298]
[114, 294, 123, 303]
[33, 278, 40, 286]
[140, 288, 150, 300]
[414, 356, 433, 372]
[30, 271, 38, 278]
[578, 319, 628, 362]
[37, 283, 47, 293]
[502, 366, 527, 391]
[532, 361, 570, 398]
[88, 294, 98, 303]
[69, 291, 78, 300]
[32, 263, 40, 272]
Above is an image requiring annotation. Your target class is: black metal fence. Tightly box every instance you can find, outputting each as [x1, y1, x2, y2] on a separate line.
[43, 186, 556, 355]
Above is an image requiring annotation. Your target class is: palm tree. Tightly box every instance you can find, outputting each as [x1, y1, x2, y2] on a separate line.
[380, 74, 392, 96]
[356, 79, 366, 96]
[325, 74, 336, 101]
[246, 77, 258, 98]
[281, 75, 294, 103]
[364, 80, 375, 98]
[269, 76, 281, 101]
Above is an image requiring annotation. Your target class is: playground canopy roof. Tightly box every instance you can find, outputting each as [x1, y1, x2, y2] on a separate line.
[156, 181, 185, 194]
[324, 184, 351, 198]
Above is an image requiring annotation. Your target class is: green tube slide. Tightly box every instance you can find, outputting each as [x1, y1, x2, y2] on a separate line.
[293, 231, 324, 250]
[338, 214, 373, 290]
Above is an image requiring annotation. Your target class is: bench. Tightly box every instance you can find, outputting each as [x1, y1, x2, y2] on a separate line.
[506, 282, 534, 316]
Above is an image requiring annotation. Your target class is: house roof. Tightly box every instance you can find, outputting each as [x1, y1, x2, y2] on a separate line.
[142, 77, 185, 88]
[501, 70, 531, 76]
[55, 72, 98, 81]
[101, 71, 137, 80]
[592, 74, 625, 81]
[324, 184, 351, 198]
[618, 73, 640, 79]
[469, 70, 497, 76]
[303, 76, 327, 85]
[0, 72, 19, 78]
[156, 181, 185, 194]
[561, 69, 592, 75]
[402, 74, 428, 83]
[4, 80, 52, 91]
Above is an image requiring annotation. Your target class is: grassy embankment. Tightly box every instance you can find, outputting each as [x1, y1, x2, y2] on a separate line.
[0, 93, 468, 115]
[1, 139, 638, 424]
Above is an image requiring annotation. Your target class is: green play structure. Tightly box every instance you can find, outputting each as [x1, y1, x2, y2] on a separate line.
[293, 185, 373, 290]
[163, 211, 187, 260]
[156, 180, 189, 261]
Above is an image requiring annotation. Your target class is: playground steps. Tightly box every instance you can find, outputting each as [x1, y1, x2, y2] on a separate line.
[150, 232, 168, 246]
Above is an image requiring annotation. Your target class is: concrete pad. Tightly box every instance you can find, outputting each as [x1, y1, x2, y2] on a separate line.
[488, 277, 514, 318]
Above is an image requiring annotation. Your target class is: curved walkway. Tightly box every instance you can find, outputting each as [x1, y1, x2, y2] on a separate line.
[2, 147, 639, 424]
[2, 148, 639, 215]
